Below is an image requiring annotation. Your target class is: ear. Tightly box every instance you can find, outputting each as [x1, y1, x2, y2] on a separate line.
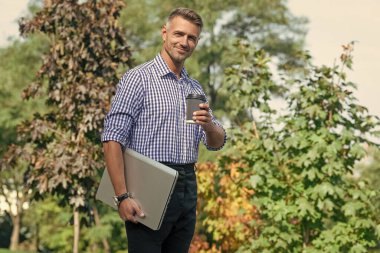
[161, 25, 167, 42]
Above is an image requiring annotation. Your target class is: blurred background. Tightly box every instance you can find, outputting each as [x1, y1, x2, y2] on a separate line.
[1, 0, 379, 252]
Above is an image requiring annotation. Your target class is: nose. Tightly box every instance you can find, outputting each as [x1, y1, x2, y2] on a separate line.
[179, 36, 190, 49]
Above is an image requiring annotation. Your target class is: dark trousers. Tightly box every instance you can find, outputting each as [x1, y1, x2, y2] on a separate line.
[125, 163, 197, 253]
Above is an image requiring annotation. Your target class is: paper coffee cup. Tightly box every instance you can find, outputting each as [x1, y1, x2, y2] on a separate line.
[186, 94, 206, 124]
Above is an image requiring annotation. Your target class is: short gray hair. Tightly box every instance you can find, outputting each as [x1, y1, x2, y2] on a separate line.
[167, 7, 203, 30]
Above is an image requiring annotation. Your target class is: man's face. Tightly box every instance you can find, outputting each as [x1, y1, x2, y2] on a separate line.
[161, 16, 201, 65]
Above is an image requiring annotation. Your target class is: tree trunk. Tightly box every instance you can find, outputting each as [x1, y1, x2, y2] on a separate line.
[9, 214, 20, 251]
[93, 207, 111, 253]
[33, 222, 40, 251]
[73, 208, 80, 253]
[302, 221, 310, 247]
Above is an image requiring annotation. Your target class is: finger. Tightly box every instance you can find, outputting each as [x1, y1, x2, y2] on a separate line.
[130, 200, 145, 218]
[198, 103, 209, 110]
[134, 206, 145, 218]
[193, 110, 209, 116]
[118, 207, 128, 221]
[137, 208, 145, 218]
[193, 115, 211, 123]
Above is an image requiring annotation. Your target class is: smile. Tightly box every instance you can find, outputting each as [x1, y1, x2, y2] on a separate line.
[176, 47, 189, 53]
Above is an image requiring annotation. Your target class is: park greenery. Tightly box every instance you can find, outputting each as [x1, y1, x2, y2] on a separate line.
[0, 0, 379, 252]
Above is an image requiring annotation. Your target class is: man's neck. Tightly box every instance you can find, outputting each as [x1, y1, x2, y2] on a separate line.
[160, 50, 183, 78]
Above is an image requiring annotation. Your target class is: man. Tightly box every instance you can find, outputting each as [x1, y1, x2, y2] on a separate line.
[102, 7, 226, 253]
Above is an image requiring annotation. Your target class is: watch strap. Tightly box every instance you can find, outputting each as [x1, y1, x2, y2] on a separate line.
[114, 192, 130, 207]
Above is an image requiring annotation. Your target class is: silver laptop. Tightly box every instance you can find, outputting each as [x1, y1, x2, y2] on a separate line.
[96, 148, 178, 230]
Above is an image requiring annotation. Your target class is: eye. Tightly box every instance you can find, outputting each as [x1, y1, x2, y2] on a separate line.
[173, 31, 184, 37]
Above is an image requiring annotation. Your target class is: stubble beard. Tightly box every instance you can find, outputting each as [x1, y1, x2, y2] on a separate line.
[165, 46, 191, 66]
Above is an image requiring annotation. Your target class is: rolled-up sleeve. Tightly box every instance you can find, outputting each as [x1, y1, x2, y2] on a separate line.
[101, 70, 144, 148]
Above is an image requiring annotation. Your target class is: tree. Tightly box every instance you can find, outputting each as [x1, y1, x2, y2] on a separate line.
[11, 0, 132, 252]
[200, 40, 380, 252]
[357, 147, 380, 251]
[0, 35, 48, 153]
[0, 144, 33, 250]
[193, 39, 280, 252]
[0, 212, 13, 248]
[194, 162, 257, 252]
[357, 147, 380, 211]
[0, 32, 48, 250]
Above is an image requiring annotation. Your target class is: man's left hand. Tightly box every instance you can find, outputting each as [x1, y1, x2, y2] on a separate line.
[193, 103, 214, 131]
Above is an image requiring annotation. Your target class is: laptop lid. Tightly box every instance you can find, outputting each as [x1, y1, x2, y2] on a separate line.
[96, 148, 178, 230]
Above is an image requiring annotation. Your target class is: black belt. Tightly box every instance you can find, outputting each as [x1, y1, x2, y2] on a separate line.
[159, 162, 195, 170]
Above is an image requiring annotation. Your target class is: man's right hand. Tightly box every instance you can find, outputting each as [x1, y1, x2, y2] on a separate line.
[118, 198, 145, 223]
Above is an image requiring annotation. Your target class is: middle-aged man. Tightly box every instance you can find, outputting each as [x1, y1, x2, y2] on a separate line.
[101, 7, 226, 253]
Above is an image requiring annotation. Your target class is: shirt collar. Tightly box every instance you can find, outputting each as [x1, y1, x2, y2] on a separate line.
[154, 54, 190, 80]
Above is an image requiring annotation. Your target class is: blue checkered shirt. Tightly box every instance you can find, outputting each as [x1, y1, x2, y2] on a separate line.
[101, 54, 226, 164]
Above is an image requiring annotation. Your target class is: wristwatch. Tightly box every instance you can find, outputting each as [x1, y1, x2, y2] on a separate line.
[113, 192, 130, 207]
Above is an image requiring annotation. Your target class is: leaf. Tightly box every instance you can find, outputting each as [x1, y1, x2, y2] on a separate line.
[303, 167, 325, 182]
[342, 201, 366, 217]
[376, 224, 380, 238]
[349, 244, 366, 253]
[314, 182, 335, 199]
[250, 175, 263, 188]
[296, 198, 316, 218]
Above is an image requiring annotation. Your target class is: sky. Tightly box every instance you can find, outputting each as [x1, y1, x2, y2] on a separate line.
[0, 0, 29, 46]
[0, 0, 379, 117]
[288, 0, 380, 118]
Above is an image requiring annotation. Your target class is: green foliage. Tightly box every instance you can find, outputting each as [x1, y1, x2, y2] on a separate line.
[202, 41, 380, 252]
[357, 147, 380, 209]
[0, 6, 48, 251]
[356, 147, 380, 250]
[0, 35, 48, 152]
[81, 206, 127, 253]
[20, 198, 127, 253]
[221, 39, 279, 123]
[0, 144, 36, 251]
[30, 198, 73, 252]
